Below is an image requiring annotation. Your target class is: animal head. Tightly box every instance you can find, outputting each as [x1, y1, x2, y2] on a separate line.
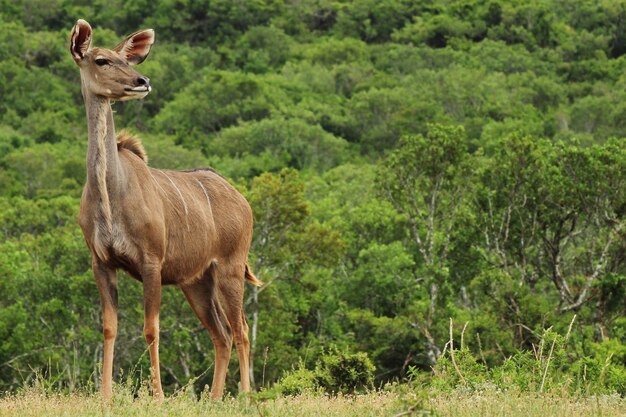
[70, 19, 154, 101]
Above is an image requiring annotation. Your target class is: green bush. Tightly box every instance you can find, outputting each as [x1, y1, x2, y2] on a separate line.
[424, 326, 626, 396]
[315, 350, 375, 395]
[276, 365, 318, 396]
[275, 350, 375, 396]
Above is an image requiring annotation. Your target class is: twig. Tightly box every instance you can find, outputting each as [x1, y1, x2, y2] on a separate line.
[256, 401, 267, 417]
[539, 336, 557, 393]
[538, 326, 551, 360]
[598, 352, 614, 387]
[495, 341, 507, 360]
[393, 405, 415, 417]
[449, 318, 467, 385]
[0, 345, 63, 368]
[476, 333, 486, 364]
[261, 346, 269, 388]
[531, 343, 539, 361]
[440, 341, 450, 359]
[393, 401, 434, 417]
[512, 322, 540, 338]
[460, 321, 469, 350]
[565, 314, 577, 343]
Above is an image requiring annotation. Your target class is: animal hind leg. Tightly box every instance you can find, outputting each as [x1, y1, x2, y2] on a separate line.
[181, 270, 233, 399]
[215, 262, 251, 393]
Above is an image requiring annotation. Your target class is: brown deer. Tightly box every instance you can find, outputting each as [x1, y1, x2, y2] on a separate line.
[69, 19, 260, 401]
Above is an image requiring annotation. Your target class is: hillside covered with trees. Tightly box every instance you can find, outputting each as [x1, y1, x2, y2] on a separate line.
[0, 0, 625, 396]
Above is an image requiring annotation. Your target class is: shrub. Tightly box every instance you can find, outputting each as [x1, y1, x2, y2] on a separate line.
[276, 365, 318, 396]
[315, 350, 375, 395]
[424, 324, 626, 396]
[431, 348, 489, 391]
[275, 349, 375, 396]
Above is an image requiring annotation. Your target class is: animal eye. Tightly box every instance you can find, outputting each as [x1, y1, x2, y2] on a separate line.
[95, 58, 109, 66]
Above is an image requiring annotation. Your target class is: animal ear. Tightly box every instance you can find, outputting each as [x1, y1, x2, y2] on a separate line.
[70, 19, 92, 63]
[113, 29, 155, 65]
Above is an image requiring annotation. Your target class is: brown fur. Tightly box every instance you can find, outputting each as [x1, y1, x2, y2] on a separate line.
[117, 130, 147, 163]
[70, 19, 259, 402]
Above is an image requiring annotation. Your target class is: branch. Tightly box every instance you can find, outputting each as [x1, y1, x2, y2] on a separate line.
[0, 345, 63, 368]
[560, 222, 624, 312]
[539, 336, 557, 393]
[408, 216, 430, 264]
[426, 175, 443, 265]
[161, 364, 182, 387]
[449, 318, 466, 386]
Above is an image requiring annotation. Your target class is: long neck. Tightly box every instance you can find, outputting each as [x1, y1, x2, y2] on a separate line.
[84, 92, 122, 191]
[83, 88, 125, 240]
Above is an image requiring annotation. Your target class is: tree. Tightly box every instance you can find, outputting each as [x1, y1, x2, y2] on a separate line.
[475, 135, 626, 343]
[245, 168, 344, 386]
[536, 139, 626, 315]
[210, 117, 350, 175]
[377, 124, 473, 363]
[152, 70, 296, 150]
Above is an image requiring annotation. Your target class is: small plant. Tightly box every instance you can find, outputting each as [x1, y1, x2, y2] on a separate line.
[315, 349, 376, 395]
[274, 349, 375, 396]
[431, 348, 488, 391]
[276, 362, 319, 396]
[421, 316, 626, 397]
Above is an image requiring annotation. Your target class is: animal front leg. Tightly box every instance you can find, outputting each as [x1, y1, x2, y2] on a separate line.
[142, 265, 164, 399]
[93, 260, 118, 401]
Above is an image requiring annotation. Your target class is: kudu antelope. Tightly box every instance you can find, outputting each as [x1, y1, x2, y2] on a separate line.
[69, 19, 260, 400]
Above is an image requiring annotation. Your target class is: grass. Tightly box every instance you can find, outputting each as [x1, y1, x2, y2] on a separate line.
[0, 389, 401, 417]
[418, 389, 625, 416]
[0, 387, 624, 417]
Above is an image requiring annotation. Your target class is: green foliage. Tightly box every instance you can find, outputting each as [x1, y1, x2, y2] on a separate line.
[276, 350, 375, 396]
[423, 324, 626, 396]
[211, 117, 350, 175]
[2, 142, 84, 198]
[1, 0, 626, 399]
[333, 0, 418, 43]
[145, 0, 284, 46]
[344, 242, 416, 316]
[248, 168, 309, 240]
[141, 133, 211, 170]
[235, 26, 294, 73]
[153, 71, 297, 150]
[315, 350, 375, 395]
[275, 363, 319, 396]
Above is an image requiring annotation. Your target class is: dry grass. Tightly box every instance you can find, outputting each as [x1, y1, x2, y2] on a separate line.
[0, 389, 401, 417]
[1, 388, 624, 417]
[399, 389, 626, 417]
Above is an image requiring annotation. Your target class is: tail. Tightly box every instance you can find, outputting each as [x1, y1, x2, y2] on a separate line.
[245, 263, 262, 286]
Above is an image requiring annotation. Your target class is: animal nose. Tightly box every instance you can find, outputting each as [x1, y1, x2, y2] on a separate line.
[136, 76, 150, 87]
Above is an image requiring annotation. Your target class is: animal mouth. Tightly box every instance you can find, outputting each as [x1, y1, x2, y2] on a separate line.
[124, 86, 151, 93]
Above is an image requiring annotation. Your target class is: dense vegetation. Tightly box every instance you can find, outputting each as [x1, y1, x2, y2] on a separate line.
[1, 0, 625, 398]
